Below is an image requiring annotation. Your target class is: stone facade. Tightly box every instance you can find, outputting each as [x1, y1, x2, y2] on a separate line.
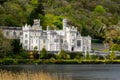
[20, 19, 91, 53]
[1, 26, 22, 39]
[0, 19, 91, 54]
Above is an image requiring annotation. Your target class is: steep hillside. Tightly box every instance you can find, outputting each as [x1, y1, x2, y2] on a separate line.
[0, 0, 120, 42]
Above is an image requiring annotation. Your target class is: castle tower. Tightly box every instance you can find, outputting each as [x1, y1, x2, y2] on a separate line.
[63, 18, 68, 30]
[33, 19, 40, 26]
[33, 19, 42, 30]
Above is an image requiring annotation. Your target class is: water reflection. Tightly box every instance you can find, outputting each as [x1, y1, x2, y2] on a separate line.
[0, 64, 120, 80]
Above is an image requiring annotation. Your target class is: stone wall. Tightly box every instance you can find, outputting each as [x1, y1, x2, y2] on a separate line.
[0, 26, 22, 39]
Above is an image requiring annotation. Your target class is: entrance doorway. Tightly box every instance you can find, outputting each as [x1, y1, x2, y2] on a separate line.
[71, 47, 74, 51]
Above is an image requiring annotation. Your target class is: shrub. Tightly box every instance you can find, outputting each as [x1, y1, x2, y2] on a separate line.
[17, 59, 30, 64]
[40, 48, 47, 59]
[19, 50, 29, 59]
[90, 55, 97, 60]
[32, 59, 42, 64]
[55, 59, 78, 64]
[74, 53, 83, 59]
[57, 49, 70, 59]
[46, 53, 56, 59]
[2, 59, 14, 65]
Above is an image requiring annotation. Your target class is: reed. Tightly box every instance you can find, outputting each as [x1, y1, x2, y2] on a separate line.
[0, 70, 71, 80]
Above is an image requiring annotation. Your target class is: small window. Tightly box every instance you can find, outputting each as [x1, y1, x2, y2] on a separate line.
[43, 39, 45, 43]
[31, 40, 33, 43]
[25, 34, 27, 38]
[13, 32, 16, 36]
[54, 39, 58, 42]
[72, 34, 74, 36]
[20, 32, 22, 35]
[83, 47, 85, 51]
[77, 40, 81, 47]
[24, 46, 27, 49]
[60, 39, 63, 43]
[87, 47, 89, 51]
[6, 31, 9, 36]
[25, 40, 28, 44]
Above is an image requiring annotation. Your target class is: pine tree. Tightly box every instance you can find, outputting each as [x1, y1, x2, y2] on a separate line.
[28, 0, 45, 25]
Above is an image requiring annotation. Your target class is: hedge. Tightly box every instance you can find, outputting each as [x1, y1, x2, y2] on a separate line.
[0, 59, 120, 65]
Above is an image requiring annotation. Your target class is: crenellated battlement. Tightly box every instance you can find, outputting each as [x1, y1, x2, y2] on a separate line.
[0, 18, 91, 53]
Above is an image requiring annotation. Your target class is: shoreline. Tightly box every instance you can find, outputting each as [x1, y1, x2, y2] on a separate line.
[0, 59, 120, 65]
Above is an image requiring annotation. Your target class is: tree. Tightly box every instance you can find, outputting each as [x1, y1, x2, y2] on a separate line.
[3, 1, 27, 26]
[27, 0, 45, 25]
[109, 51, 116, 60]
[40, 48, 47, 59]
[19, 50, 29, 59]
[111, 44, 120, 51]
[94, 5, 106, 14]
[90, 55, 97, 60]
[30, 0, 38, 5]
[102, 25, 119, 50]
[0, 0, 7, 4]
[0, 29, 12, 58]
[33, 46, 39, 59]
[86, 52, 90, 59]
[44, 14, 63, 29]
[58, 49, 70, 59]
[74, 53, 83, 59]
[11, 39, 22, 54]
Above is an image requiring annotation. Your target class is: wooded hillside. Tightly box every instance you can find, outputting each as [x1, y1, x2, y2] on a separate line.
[0, 0, 120, 42]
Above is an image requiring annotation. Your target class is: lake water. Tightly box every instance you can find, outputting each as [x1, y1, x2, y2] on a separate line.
[0, 64, 120, 80]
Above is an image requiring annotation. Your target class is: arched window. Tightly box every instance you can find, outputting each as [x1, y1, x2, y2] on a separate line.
[20, 32, 22, 35]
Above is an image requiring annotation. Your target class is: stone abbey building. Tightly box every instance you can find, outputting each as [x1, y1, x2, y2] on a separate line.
[1, 19, 91, 53]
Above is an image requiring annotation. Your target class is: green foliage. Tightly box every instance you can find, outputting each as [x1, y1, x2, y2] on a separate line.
[46, 53, 57, 59]
[19, 50, 29, 59]
[0, 0, 8, 4]
[0, 29, 12, 58]
[33, 46, 39, 59]
[4, 14, 19, 26]
[40, 48, 47, 59]
[0, 0, 120, 41]
[1, 0, 120, 58]
[90, 55, 97, 60]
[86, 52, 90, 59]
[44, 14, 63, 29]
[109, 51, 116, 60]
[30, 0, 38, 5]
[11, 39, 22, 54]
[74, 53, 83, 59]
[1, 59, 14, 65]
[94, 5, 106, 14]
[0, 0, 33, 26]
[57, 49, 70, 59]
[27, 0, 45, 25]
[111, 44, 120, 51]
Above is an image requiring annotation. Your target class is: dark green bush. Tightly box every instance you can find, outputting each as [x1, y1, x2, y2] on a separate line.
[32, 59, 42, 64]
[55, 59, 78, 64]
[2, 59, 14, 65]
[17, 59, 30, 64]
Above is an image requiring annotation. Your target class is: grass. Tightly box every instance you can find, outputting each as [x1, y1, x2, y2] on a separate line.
[0, 70, 71, 80]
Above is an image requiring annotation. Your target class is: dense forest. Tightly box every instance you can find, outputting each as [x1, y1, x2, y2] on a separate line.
[0, 0, 120, 43]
